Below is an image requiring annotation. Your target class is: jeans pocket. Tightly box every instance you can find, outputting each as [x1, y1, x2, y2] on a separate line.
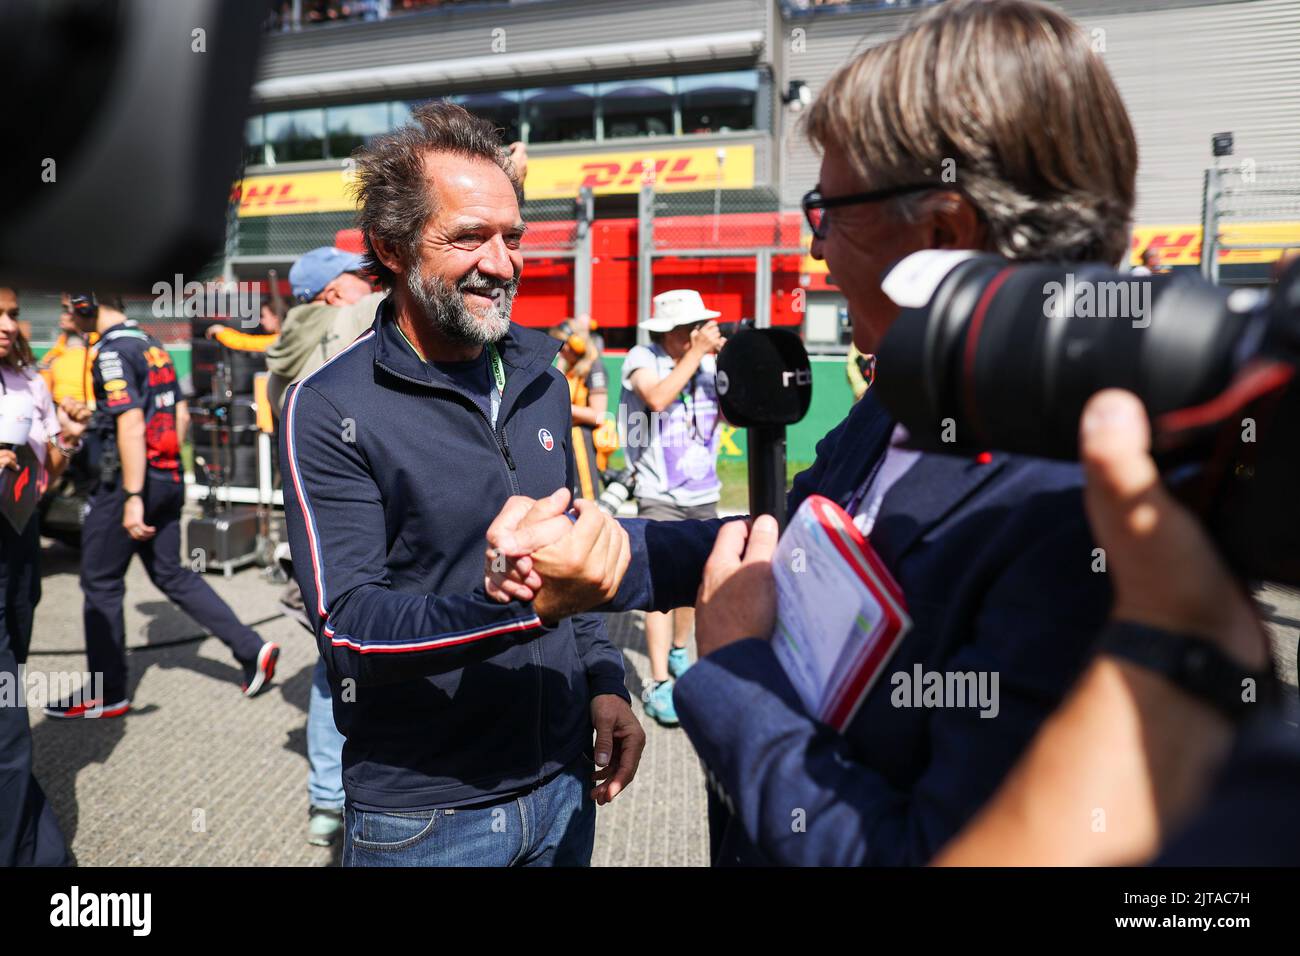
[350, 808, 440, 852]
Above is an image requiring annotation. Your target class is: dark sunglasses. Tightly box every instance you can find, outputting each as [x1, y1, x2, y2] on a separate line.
[802, 183, 940, 240]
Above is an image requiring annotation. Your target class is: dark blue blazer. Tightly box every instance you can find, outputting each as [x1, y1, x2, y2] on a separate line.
[613, 391, 1112, 864]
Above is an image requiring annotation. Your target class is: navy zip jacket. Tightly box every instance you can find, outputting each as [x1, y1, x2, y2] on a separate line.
[280, 298, 628, 812]
[609, 391, 1112, 865]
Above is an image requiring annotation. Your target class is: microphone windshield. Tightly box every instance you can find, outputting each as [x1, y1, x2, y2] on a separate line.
[716, 328, 812, 427]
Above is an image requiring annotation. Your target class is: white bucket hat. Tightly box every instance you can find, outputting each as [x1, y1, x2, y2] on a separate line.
[640, 289, 722, 333]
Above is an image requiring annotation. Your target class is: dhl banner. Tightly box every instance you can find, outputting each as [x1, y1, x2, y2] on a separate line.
[235, 170, 356, 218]
[234, 144, 756, 217]
[1129, 222, 1300, 266]
[525, 145, 754, 199]
[800, 221, 1300, 276]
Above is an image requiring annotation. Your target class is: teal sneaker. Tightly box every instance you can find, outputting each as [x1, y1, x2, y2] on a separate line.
[668, 646, 693, 679]
[641, 679, 679, 727]
[308, 807, 344, 847]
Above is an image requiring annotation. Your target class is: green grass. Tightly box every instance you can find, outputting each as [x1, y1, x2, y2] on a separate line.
[605, 452, 812, 512]
[717, 458, 813, 513]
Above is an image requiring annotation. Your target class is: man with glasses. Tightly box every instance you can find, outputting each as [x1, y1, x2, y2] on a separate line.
[486, 0, 1129, 866]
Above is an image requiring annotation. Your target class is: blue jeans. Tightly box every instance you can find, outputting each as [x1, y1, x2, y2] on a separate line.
[307, 658, 346, 810]
[342, 754, 596, 867]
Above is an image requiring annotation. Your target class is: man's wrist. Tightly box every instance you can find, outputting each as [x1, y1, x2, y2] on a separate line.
[588, 679, 631, 705]
[1096, 619, 1276, 723]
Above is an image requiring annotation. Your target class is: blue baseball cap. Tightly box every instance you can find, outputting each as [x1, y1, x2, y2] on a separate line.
[289, 247, 367, 303]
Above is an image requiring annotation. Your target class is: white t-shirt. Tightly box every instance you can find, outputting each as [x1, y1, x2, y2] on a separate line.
[620, 343, 722, 507]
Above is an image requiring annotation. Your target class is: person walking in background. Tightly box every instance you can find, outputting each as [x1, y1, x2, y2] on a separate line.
[43, 293, 279, 720]
[619, 289, 725, 726]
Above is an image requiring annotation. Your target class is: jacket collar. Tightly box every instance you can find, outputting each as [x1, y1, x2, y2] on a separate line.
[829, 391, 1006, 568]
[371, 295, 561, 417]
[870, 444, 1008, 569]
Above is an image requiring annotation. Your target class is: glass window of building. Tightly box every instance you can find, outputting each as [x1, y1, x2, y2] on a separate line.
[391, 100, 414, 128]
[244, 115, 267, 168]
[678, 71, 758, 134]
[523, 85, 595, 143]
[451, 91, 522, 143]
[264, 108, 326, 164]
[326, 102, 391, 158]
[598, 78, 674, 139]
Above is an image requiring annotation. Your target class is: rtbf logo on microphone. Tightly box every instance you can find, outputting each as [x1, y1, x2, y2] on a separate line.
[782, 368, 812, 387]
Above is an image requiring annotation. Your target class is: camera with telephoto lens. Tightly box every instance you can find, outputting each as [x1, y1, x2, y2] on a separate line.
[874, 250, 1300, 584]
[597, 466, 636, 516]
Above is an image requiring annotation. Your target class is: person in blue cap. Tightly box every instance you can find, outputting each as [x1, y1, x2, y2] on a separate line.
[264, 247, 381, 416]
[264, 246, 383, 848]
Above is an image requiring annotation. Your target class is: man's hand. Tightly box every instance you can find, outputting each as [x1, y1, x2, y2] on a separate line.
[528, 500, 630, 623]
[689, 320, 726, 357]
[694, 515, 779, 657]
[1081, 389, 1268, 669]
[59, 397, 93, 424]
[123, 495, 156, 541]
[590, 694, 645, 805]
[0, 449, 18, 472]
[485, 488, 575, 602]
[55, 400, 89, 441]
[485, 489, 631, 621]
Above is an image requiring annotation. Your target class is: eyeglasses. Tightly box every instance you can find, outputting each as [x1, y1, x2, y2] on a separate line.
[802, 183, 940, 240]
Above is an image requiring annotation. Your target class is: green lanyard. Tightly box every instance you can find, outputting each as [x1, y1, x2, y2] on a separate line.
[487, 342, 505, 396]
[397, 324, 505, 396]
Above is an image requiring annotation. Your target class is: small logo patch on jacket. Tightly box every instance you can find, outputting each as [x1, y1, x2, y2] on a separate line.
[538, 428, 554, 451]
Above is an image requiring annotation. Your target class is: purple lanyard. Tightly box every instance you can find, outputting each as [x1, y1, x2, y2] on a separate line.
[842, 453, 886, 516]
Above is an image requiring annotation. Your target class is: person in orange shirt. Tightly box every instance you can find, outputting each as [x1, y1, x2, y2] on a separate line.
[205, 300, 283, 352]
[38, 297, 98, 406]
[550, 322, 611, 501]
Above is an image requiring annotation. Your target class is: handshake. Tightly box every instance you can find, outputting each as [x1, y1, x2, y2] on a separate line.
[484, 486, 784, 658]
[483, 488, 632, 623]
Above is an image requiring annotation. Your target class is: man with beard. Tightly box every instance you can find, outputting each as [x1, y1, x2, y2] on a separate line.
[280, 101, 644, 867]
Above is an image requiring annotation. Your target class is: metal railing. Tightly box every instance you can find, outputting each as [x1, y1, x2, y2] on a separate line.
[636, 184, 804, 344]
[1201, 161, 1300, 284]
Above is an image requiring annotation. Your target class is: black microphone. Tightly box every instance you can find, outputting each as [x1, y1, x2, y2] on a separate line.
[716, 328, 812, 529]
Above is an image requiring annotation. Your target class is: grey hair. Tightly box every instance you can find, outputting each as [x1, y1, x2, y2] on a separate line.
[889, 182, 1135, 265]
[350, 100, 523, 289]
[805, 0, 1137, 266]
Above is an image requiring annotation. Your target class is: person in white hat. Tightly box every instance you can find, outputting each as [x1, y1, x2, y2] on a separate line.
[619, 288, 727, 726]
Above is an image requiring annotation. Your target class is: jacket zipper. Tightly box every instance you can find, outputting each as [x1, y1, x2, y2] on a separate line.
[380, 362, 541, 775]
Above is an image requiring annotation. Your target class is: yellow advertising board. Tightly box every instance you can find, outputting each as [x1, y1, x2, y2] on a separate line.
[525, 145, 755, 199]
[799, 221, 1300, 275]
[234, 144, 757, 218]
[1130, 222, 1300, 266]
[235, 170, 356, 218]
